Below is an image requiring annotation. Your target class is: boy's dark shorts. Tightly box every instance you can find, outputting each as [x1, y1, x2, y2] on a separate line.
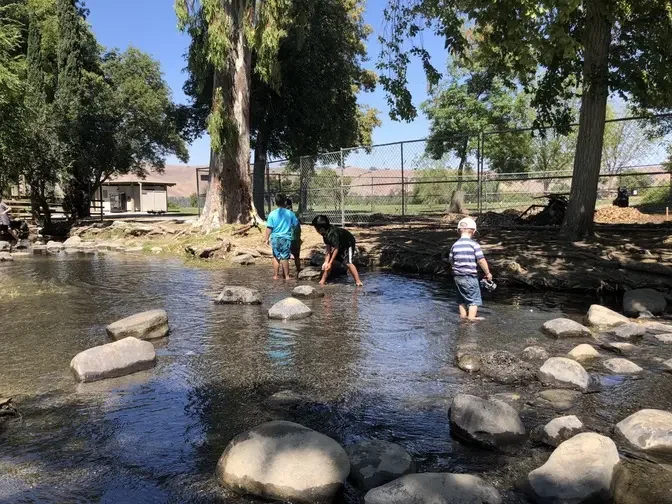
[454, 275, 482, 307]
[336, 245, 357, 266]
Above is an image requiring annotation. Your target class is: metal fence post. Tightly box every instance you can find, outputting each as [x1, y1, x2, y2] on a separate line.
[401, 141, 405, 220]
[340, 148, 345, 226]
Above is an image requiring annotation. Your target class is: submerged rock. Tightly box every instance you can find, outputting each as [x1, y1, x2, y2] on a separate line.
[586, 304, 629, 328]
[530, 415, 585, 447]
[642, 321, 672, 334]
[535, 389, 581, 411]
[522, 346, 549, 361]
[568, 344, 600, 361]
[480, 350, 537, 384]
[215, 286, 262, 305]
[70, 337, 156, 383]
[610, 322, 646, 341]
[457, 353, 481, 373]
[263, 390, 311, 409]
[542, 318, 592, 338]
[364, 473, 502, 504]
[0, 252, 12, 261]
[268, 297, 312, 320]
[603, 358, 643, 374]
[538, 357, 590, 391]
[449, 394, 526, 447]
[298, 266, 322, 280]
[623, 288, 667, 317]
[345, 440, 415, 491]
[216, 421, 349, 504]
[599, 341, 637, 356]
[616, 409, 672, 454]
[611, 458, 672, 504]
[292, 285, 325, 299]
[106, 309, 169, 341]
[523, 432, 619, 504]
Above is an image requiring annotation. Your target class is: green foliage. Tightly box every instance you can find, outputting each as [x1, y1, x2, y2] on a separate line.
[411, 167, 477, 205]
[617, 170, 653, 191]
[189, 193, 198, 208]
[309, 169, 351, 210]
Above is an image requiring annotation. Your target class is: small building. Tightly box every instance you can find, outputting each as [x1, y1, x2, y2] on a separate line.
[99, 175, 176, 214]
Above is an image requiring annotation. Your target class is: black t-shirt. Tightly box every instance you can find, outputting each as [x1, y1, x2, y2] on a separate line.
[323, 226, 355, 250]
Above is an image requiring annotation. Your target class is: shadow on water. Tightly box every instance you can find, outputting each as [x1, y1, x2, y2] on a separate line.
[0, 254, 668, 503]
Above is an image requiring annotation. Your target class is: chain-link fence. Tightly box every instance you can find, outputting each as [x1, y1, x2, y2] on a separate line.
[197, 115, 672, 223]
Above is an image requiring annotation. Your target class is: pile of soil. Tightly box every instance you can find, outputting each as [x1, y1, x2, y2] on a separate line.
[594, 206, 665, 224]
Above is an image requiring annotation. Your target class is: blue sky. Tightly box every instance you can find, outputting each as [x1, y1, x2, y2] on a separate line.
[86, 0, 447, 166]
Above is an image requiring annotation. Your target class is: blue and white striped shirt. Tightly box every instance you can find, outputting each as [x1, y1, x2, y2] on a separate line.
[449, 237, 484, 277]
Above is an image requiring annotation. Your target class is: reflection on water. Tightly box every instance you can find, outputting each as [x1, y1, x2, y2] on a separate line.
[0, 254, 669, 503]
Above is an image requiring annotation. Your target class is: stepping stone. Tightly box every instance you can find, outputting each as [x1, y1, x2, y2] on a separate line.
[216, 421, 349, 503]
[345, 440, 415, 490]
[616, 409, 672, 454]
[610, 322, 646, 341]
[599, 341, 637, 356]
[106, 309, 169, 340]
[480, 350, 537, 384]
[292, 285, 325, 299]
[70, 337, 156, 383]
[0, 252, 13, 261]
[364, 473, 502, 504]
[522, 346, 549, 361]
[643, 321, 672, 334]
[603, 358, 643, 374]
[530, 415, 585, 447]
[457, 353, 481, 373]
[586, 304, 629, 328]
[268, 297, 312, 320]
[215, 286, 262, 305]
[535, 389, 581, 411]
[231, 253, 255, 265]
[568, 344, 599, 361]
[538, 357, 590, 391]
[522, 433, 619, 503]
[542, 318, 591, 338]
[654, 333, 672, 344]
[449, 394, 526, 447]
[63, 236, 82, 247]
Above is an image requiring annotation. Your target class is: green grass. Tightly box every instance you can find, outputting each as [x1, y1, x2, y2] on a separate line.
[168, 207, 199, 215]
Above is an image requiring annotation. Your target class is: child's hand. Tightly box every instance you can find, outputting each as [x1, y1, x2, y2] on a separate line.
[322, 262, 331, 272]
[486, 273, 493, 281]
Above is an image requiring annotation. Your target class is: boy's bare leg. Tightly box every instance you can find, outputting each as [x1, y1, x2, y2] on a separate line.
[280, 259, 290, 280]
[319, 268, 330, 285]
[467, 305, 479, 320]
[272, 257, 280, 280]
[458, 304, 468, 319]
[294, 253, 301, 273]
[347, 264, 363, 286]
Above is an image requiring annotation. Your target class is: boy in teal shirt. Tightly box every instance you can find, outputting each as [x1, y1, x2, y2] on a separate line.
[264, 193, 299, 280]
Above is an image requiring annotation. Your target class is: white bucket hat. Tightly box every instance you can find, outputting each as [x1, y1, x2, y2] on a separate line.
[457, 217, 477, 232]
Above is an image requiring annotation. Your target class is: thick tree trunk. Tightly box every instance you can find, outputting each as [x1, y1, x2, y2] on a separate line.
[198, 0, 254, 231]
[253, 128, 269, 219]
[562, 0, 612, 239]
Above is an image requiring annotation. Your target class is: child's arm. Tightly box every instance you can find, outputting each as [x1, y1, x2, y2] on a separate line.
[322, 245, 339, 271]
[478, 258, 493, 281]
[264, 226, 271, 245]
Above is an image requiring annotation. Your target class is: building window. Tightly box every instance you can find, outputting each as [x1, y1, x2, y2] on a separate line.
[200, 174, 210, 182]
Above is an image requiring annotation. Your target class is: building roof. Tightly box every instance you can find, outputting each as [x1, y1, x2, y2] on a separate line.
[103, 170, 186, 187]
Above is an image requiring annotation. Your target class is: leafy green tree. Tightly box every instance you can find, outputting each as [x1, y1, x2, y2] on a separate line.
[189, 192, 198, 208]
[379, 0, 672, 238]
[601, 106, 657, 175]
[308, 169, 351, 211]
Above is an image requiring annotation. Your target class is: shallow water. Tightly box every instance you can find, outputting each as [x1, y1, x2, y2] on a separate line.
[0, 254, 670, 503]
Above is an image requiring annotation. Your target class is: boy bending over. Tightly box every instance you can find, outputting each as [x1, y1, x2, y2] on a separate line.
[311, 215, 363, 286]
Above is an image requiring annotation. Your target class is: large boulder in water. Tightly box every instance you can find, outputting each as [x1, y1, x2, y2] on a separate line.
[106, 309, 169, 340]
[538, 357, 590, 391]
[268, 297, 312, 320]
[611, 458, 672, 504]
[522, 432, 619, 504]
[586, 305, 629, 328]
[215, 286, 262, 305]
[480, 350, 537, 384]
[542, 318, 592, 338]
[215, 421, 349, 504]
[623, 288, 667, 317]
[615, 409, 672, 454]
[70, 337, 156, 383]
[449, 394, 526, 447]
[364, 473, 502, 504]
[345, 440, 415, 491]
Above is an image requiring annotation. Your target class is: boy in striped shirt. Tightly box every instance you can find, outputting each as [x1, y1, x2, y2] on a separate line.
[449, 217, 493, 321]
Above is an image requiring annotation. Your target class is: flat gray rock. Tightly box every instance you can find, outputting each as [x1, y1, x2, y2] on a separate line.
[298, 266, 323, 280]
[523, 432, 619, 504]
[345, 440, 415, 491]
[542, 318, 592, 338]
[63, 236, 82, 247]
[268, 297, 312, 320]
[611, 458, 672, 504]
[654, 333, 672, 344]
[106, 309, 169, 340]
[522, 346, 550, 361]
[32, 244, 47, 254]
[603, 358, 643, 374]
[535, 389, 581, 411]
[292, 285, 325, 299]
[599, 341, 637, 356]
[530, 415, 585, 447]
[642, 321, 672, 334]
[364, 473, 502, 504]
[215, 286, 262, 305]
[480, 350, 537, 384]
[568, 344, 600, 361]
[0, 252, 12, 261]
[586, 305, 629, 328]
[616, 409, 672, 454]
[623, 288, 667, 317]
[231, 253, 255, 265]
[610, 323, 646, 341]
[449, 394, 526, 447]
[216, 421, 349, 504]
[538, 357, 590, 391]
[70, 337, 156, 383]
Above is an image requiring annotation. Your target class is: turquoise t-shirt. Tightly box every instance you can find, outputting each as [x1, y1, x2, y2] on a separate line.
[266, 207, 298, 239]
